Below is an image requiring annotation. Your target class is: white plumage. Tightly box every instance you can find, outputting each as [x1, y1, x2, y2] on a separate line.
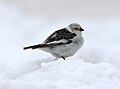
[24, 23, 84, 60]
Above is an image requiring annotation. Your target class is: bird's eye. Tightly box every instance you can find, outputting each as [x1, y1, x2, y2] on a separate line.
[74, 28, 78, 30]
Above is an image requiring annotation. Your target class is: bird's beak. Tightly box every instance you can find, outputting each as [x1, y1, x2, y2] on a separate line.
[80, 28, 84, 31]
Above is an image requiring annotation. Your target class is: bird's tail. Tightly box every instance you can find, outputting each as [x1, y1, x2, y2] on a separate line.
[23, 44, 49, 50]
[23, 42, 66, 50]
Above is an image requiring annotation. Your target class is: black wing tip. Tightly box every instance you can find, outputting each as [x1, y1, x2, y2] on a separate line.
[23, 46, 31, 50]
[23, 44, 43, 50]
[23, 45, 36, 50]
[23, 47, 26, 50]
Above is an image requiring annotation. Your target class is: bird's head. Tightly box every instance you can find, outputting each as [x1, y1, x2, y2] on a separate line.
[66, 23, 84, 35]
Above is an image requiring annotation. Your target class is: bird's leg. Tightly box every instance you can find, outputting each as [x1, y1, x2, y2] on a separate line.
[62, 56, 65, 60]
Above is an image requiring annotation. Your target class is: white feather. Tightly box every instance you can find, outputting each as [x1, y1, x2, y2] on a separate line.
[47, 39, 68, 44]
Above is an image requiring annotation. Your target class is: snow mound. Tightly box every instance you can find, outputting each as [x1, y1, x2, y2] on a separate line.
[1, 59, 120, 89]
[78, 42, 120, 69]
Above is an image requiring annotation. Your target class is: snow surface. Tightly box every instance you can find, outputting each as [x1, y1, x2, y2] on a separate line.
[0, 3, 120, 89]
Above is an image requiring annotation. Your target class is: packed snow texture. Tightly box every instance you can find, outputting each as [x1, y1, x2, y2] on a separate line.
[0, 3, 120, 89]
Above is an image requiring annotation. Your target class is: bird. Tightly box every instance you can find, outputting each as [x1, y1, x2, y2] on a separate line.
[23, 23, 84, 60]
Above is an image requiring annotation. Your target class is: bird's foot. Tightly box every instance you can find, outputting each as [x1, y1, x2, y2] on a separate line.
[61, 56, 65, 60]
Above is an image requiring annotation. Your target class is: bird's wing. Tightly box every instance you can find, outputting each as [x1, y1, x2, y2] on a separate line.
[43, 28, 77, 44]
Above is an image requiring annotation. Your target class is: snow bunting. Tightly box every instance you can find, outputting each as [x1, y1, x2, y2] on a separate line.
[23, 23, 84, 60]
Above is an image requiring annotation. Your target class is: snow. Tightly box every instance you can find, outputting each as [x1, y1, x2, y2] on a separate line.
[1, 60, 120, 89]
[0, 3, 120, 89]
